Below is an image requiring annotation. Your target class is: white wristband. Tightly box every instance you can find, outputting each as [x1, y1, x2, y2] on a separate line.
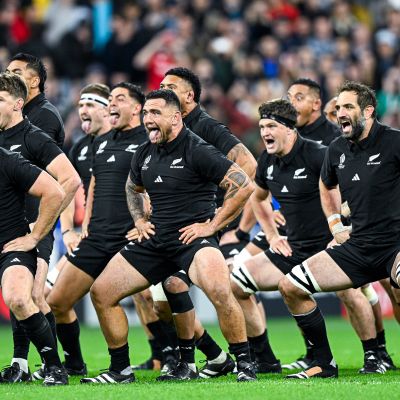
[327, 214, 341, 223]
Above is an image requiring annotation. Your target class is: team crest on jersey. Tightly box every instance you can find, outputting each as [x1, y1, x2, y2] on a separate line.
[78, 146, 88, 161]
[266, 165, 274, 180]
[367, 153, 381, 165]
[10, 144, 22, 152]
[125, 144, 139, 153]
[170, 158, 184, 169]
[142, 155, 151, 170]
[96, 140, 107, 154]
[293, 168, 307, 179]
[338, 153, 345, 169]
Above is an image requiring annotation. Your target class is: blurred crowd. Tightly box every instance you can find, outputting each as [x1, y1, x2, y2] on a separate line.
[0, 0, 399, 155]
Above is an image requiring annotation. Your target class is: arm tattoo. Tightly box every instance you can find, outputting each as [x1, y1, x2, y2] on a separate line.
[226, 143, 251, 163]
[126, 176, 146, 223]
[219, 165, 251, 200]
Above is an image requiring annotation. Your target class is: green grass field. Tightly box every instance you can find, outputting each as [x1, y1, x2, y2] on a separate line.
[1, 317, 400, 399]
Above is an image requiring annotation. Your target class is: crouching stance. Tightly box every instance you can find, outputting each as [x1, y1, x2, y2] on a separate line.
[81, 89, 256, 384]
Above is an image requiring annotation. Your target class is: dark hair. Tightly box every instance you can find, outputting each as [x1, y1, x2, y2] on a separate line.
[258, 99, 297, 127]
[290, 78, 321, 98]
[145, 89, 181, 111]
[165, 67, 202, 103]
[112, 82, 145, 107]
[337, 81, 377, 118]
[10, 53, 47, 93]
[80, 83, 110, 99]
[0, 72, 28, 101]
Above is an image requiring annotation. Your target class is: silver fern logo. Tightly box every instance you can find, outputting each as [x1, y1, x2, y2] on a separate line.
[267, 165, 274, 180]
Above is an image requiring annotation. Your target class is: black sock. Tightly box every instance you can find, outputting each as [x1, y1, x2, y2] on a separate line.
[303, 334, 313, 359]
[361, 337, 379, 353]
[45, 312, 57, 341]
[248, 330, 278, 364]
[377, 330, 386, 349]
[109, 343, 130, 373]
[195, 330, 222, 361]
[147, 321, 173, 352]
[10, 312, 30, 360]
[160, 321, 179, 350]
[228, 341, 251, 364]
[19, 312, 61, 368]
[293, 307, 333, 363]
[56, 319, 84, 368]
[178, 337, 195, 364]
[149, 338, 162, 361]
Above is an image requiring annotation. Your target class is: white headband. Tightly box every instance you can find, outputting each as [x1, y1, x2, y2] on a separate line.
[80, 93, 109, 107]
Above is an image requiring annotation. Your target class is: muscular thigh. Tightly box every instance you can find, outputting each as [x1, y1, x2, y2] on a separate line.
[93, 253, 150, 305]
[188, 247, 229, 291]
[245, 252, 284, 291]
[47, 261, 94, 309]
[292, 251, 354, 292]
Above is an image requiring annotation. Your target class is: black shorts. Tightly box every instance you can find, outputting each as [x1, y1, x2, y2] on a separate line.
[265, 242, 327, 275]
[120, 232, 220, 285]
[36, 231, 54, 265]
[251, 230, 269, 251]
[0, 250, 37, 282]
[220, 239, 249, 259]
[66, 235, 128, 279]
[325, 240, 400, 288]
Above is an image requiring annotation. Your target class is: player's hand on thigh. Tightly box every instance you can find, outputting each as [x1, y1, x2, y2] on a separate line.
[63, 230, 81, 254]
[2, 233, 38, 253]
[126, 227, 140, 241]
[269, 235, 292, 257]
[179, 219, 213, 244]
[333, 228, 351, 244]
[135, 218, 155, 242]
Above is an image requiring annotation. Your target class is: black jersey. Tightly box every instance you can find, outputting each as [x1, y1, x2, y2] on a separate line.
[69, 134, 96, 198]
[130, 127, 233, 232]
[0, 118, 63, 222]
[89, 126, 147, 238]
[0, 148, 42, 247]
[298, 114, 340, 146]
[255, 135, 331, 251]
[183, 104, 241, 208]
[321, 121, 400, 246]
[23, 93, 65, 148]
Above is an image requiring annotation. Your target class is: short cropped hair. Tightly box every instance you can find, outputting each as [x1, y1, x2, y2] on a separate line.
[145, 89, 181, 111]
[10, 53, 47, 93]
[164, 67, 202, 103]
[337, 81, 377, 118]
[112, 82, 145, 107]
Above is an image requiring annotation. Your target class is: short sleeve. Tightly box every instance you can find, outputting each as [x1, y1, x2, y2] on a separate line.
[254, 152, 270, 190]
[192, 142, 233, 185]
[3, 151, 42, 192]
[129, 145, 146, 187]
[320, 146, 338, 188]
[25, 129, 63, 169]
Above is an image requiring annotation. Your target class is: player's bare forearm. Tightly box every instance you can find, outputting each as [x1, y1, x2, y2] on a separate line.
[211, 164, 254, 232]
[125, 176, 147, 223]
[250, 186, 280, 242]
[227, 143, 257, 179]
[319, 178, 342, 218]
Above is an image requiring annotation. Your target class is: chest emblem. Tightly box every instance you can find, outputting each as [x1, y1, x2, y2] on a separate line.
[293, 168, 307, 179]
[142, 155, 151, 170]
[367, 153, 381, 166]
[170, 158, 184, 169]
[78, 146, 88, 161]
[96, 140, 108, 154]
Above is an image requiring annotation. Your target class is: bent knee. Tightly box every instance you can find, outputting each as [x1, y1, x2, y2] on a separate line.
[278, 276, 305, 300]
[6, 295, 31, 315]
[153, 300, 172, 321]
[231, 279, 250, 300]
[163, 276, 189, 294]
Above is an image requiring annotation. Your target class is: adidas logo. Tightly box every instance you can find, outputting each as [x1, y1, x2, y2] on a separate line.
[316, 140, 323, 144]
[154, 176, 163, 183]
[125, 144, 139, 153]
[229, 249, 240, 256]
[107, 155, 116, 162]
[11, 257, 21, 262]
[367, 153, 381, 165]
[201, 239, 209, 244]
[96, 140, 107, 154]
[40, 346, 52, 353]
[352, 174, 360, 181]
[10, 144, 21, 151]
[281, 185, 289, 193]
